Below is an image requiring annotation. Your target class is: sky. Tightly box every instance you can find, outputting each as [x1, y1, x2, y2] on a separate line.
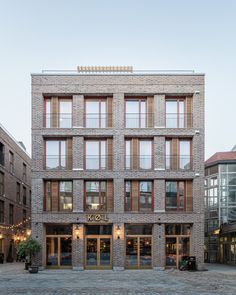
[0, 0, 236, 159]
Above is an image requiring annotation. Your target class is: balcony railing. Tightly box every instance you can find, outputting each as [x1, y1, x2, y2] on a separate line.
[44, 113, 72, 128]
[165, 113, 192, 128]
[125, 155, 153, 170]
[84, 113, 112, 128]
[125, 113, 154, 128]
[85, 155, 113, 170]
[165, 155, 192, 171]
[45, 155, 72, 170]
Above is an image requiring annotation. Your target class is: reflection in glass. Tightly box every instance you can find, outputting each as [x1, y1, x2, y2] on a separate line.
[86, 181, 106, 211]
[139, 141, 152, 169]
[139, 181, 152, 211]
[126, 238, 138, 266]
[166, 237, 177, 266]
[125, 100, 146, 128]
[60, 237, 72, 266]
[59, 181, 73, 210]
[125, 140, 131, 169]
[100, 239, 111, 266]
[86, 100, 107, 128]
[166, 140, 171, 169]
[140, 237, 152, 266]
[87, 239, 97, 265]
[179, 141, 191, 170]
[59, 101, 72, 128]
[47, 237, 58, 266]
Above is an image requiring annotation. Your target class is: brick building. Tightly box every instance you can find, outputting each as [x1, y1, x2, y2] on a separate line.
[0, 124, 31, 262]
[31, 67, 205, 270]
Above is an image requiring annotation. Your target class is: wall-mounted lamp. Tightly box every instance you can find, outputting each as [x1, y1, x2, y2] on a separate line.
[26, 229, 32, 236]
[75, 225, 80, 239]
[194, 90, 200, 94]
[0, 233, 3, 239]
[116, 225, 121, 240]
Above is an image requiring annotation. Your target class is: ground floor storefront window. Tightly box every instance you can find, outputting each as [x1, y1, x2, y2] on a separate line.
[165, 224, 191, 268]
[125, 224, 152, 269]
[219, 234, 236, 265]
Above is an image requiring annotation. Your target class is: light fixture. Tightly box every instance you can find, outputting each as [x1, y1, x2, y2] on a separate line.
[116, 225, 121, 240]
[0, 233, 3, 239]
[75, 225, 80, 239]
[26, 229, 32, 236]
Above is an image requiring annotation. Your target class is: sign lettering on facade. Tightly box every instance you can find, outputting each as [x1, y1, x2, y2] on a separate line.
[86, 214, 109, 222]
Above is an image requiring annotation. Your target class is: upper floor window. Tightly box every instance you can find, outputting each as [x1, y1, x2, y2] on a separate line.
[9, 204, 14, 225]
[45, 139, 72, 170]
[0, 172, 4, 196]
[16, 182, 21, 203]
[125, 180, 153, 212]
[125, 139, 153, 170]
[44, 180, 73, 211]
[125, 97, 154, 128]
[0, 142, 4, 166]
[45, 97, 72, 128]
[23, 186, 27, 205]
[23, 163, 27, 182]
[165, 97, 192, 128]
[165, 138, 192, 171]
[85, 97, 112, 128]
[85, 139, 113, 170]
[0, 200, 4, 223]
[9, 151, 14, 173]
[85, 180, 113, 212]
[166, 181, 193, 212]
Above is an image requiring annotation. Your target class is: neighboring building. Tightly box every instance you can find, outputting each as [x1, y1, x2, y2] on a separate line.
[0, 124, 31, 262]
[205, 150, 236, 264]
[31, 66, 205, 270]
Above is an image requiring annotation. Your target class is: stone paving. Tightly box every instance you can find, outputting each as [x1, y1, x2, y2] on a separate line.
[0, 263, 236, 295]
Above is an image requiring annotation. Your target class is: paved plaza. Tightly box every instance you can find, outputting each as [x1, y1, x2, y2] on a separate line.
[0, 263, 236, 295]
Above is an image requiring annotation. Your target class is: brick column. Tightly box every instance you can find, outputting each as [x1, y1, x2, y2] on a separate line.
[154, 136, 165, 170]
[72, 95, 84, 127]
[113, 223, 125, 270]
[114, 178, 124, 213]
[154, 94, 165, 128]
[73, 180, 84, 212]
[32, 92, 44, 129]
[32, 178, 43, 213]
[72, 136, 84, 170]
[72, 223, 84, 270]
[153, 223, 165, 270]
[154, 179, 165, 212]
[191, 222, 204, 269]
[32, 134, 44, 171]
[32, 221, 46, 269]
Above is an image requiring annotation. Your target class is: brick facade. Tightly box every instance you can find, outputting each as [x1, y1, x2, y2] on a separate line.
[31, 72, 205, 270]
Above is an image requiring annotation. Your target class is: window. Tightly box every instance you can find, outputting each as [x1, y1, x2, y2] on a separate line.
[125, 139, 153, 170]
[44, 181, 73, 212]
[0, 200, 4, 223]
[165, 139, 192, 171]
[9, 204, 14, 225]
[165, 97, 193, 128]
[59, 181, 73, 211]
[85, 98, 112, 128]
[85, 181, 106, 211]
[45, 97, 72, 128]
[0, 172, 4, 196]
[125, 98, 146, 128]
[45, 140, 66, 169]
[16, 182, 21, 203]
[23, 209, 27, 223]
[9, 151, 14, 173]
[23, 186, 27, 205]
[166, 181, 185, 210]
[0, 142, 4, 166]
[23, 163, 27, 182]
[125, 180, 153, 212]
[85, 139, 112, 170]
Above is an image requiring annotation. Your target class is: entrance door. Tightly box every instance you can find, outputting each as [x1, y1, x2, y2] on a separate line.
[85, 236, 112, 269]
[46, 236, 72, 268]
[166, 237, 190, 268]
[126, 236, 152, 269]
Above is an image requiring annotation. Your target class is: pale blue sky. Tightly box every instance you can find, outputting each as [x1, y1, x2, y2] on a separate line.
[0, 0, 236, 158]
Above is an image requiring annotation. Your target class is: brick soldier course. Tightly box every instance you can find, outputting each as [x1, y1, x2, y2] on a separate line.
[31, 68, 205, 270]
[0, 124, 31, 262]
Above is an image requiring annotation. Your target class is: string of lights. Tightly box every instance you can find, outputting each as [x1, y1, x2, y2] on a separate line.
[0, 217, 31, 230]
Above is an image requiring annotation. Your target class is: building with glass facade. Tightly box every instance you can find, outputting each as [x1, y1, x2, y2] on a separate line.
[31, 67, 205, 270]
[205, 151, 236, 264]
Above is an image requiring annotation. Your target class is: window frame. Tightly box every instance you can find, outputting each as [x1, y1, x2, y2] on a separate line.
[0, 200, 4, 223]
[23, 163, 27, 182]
[125, 97, 147, 128]
[84, 139, 107, 170]
[16, 182, 21, 203]
[165, 97, 186, 128]
[84, 180, 107, 212]
[59, 181, 73, 211]
[165, 181, 186, 211]
[44, 139, 67, 170]
[0, 172, 4, 196]
[84, 97, 107, 128]
[9, 151, 14, 174]
[9, 204, 14, 225]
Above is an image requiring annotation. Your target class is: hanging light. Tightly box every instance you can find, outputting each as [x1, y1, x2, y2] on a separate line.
[116, 225, 121, 240]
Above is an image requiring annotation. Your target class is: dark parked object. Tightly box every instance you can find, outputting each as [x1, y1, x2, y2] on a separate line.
[187, 256, 196, 271]
[29, 266, 39, 274]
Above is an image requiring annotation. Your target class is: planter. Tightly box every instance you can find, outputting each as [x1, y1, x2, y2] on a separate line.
[25, 262, 31, 270]
[28, 266, 39, 274]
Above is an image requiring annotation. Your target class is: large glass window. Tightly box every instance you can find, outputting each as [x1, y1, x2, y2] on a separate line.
[9, 151, 14, 173]
[166, 181, 185, 211]
[59, 181, 73, 211]
[179, 140, 191, 170]
[45, 140, 66, 169]
[45, 181, 51, 211]
[59, 100, 72, 128]
[140, 181, 152, 211]
[139, 141, 152, 169]
[85, 99, 107, 128]
[125, 99, 146, 128]
[85, 181, 106, 211]
[125, 140, 131, 169]
[85, 140, 106, 170]
[166, 99, 185, 128]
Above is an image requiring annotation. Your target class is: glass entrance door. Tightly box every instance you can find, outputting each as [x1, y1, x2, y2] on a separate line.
[85, 236, 112, 269]
[126, 236, 152, 269]
[166, 237, 190, 268]
[46, 236, 72, 268]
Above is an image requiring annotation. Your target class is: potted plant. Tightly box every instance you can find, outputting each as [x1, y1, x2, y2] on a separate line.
[16, 237, 41, 273]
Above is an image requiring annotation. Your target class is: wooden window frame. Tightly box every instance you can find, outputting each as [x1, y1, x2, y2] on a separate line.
[84, 97, 108, 128]
[84, 180, 107, 212]
[44, 139, 67, 170]
[84, 139, 107, 170]
[165, 181, 186, 211]
[125, 97, 147, 128]
[165, 97, 186, 128]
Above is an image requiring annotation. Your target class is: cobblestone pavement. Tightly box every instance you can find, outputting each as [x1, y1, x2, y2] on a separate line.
[0, 263, 236, 295]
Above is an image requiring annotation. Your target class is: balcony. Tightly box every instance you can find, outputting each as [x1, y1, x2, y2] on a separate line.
[125, 113, 154, 128]
[85, 155, 113, 170]
[125, 155, 153, 170]
[84, 113, 112, 128]
[165, 155, 192, 171]
[165, 113, 192, 128]
[44, 113, 72, 128]
[45, 155, 72, 170]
